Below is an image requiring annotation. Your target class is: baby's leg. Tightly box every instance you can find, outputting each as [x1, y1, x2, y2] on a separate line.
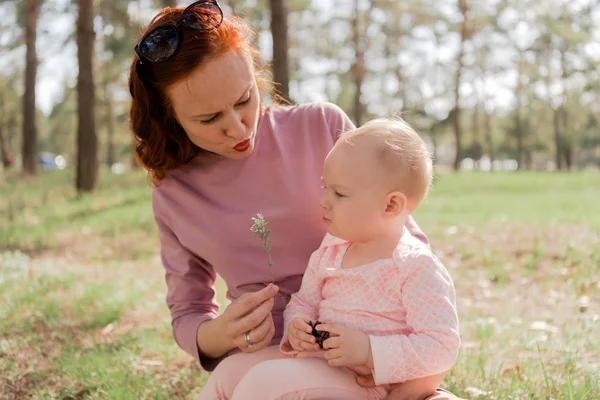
[198, 345, 284, 400]
[231, 357, 385, 400]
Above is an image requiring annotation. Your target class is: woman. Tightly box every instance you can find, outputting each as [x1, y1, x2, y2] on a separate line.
[129, 1, 462, 399]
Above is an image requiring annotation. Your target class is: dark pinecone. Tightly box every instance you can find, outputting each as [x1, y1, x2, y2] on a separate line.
[308, 320, 329, 349]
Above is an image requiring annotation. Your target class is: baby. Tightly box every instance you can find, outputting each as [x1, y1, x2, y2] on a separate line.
[199, 118, 460, 400]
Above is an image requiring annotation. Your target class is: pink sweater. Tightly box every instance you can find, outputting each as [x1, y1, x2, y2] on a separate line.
[280, 231, 460, 385]
[151, 102, 430, 370]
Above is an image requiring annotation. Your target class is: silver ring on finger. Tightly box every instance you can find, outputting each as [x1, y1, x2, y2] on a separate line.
[245, 331, 254, 348]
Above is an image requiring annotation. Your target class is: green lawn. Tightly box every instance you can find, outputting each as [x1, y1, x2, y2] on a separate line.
[1, 169, 598, 399]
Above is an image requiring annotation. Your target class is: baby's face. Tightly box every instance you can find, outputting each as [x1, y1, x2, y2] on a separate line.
[320, 141, 390, 242]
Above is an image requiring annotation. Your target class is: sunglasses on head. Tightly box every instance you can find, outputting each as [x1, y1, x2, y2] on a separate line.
[134, 0, 223, 63]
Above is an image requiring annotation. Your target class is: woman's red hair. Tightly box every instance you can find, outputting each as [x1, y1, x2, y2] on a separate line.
[129, 7, 262, 184]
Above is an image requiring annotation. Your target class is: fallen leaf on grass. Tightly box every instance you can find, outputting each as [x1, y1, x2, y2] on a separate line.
[501, 361, 522, 381]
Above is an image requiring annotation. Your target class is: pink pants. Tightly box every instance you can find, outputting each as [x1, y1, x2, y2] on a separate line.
[198, 346, 460, 400]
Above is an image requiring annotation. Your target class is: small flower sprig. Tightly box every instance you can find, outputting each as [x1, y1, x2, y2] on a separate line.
[250, 213, 274, 284]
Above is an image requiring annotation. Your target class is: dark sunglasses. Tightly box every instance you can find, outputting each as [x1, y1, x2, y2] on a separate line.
[134, 0, 223, 63]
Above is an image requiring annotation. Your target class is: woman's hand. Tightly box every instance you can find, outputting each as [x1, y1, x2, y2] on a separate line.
[287, 318, 320, 352]
[220, 283, 279, 353]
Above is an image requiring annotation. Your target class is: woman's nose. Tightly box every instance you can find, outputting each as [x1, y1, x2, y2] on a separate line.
[225, 112, 246, 140]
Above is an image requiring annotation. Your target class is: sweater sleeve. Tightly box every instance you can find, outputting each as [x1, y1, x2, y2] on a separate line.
[153, 191, 223, 371]
[369, 254, 460, 385]
[321, 102, 357, 141]
[405, 214, 430, 249]
[279, 248, 325, 354]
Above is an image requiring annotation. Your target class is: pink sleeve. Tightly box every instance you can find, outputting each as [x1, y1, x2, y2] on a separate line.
[322, 102, 357, 141]
[153, 192, 223, 371]
[279, 249, 324, 354]
[405, 215, 430, 249]
[369, 255, 460, 385]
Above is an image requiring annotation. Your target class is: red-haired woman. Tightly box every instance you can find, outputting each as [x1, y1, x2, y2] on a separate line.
[129, 2, 462, 399]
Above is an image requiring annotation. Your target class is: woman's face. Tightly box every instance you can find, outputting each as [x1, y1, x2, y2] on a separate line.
[167, 50, 261, 159]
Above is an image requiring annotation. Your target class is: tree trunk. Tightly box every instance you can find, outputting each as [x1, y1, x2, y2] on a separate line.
[0, 127, 14, 168]
[559, 50, 570, 170]
[160, 0, 176, 7]
[268, 0, 290, 102]
[484, 108, 495, 167]
[388, 13, 406, 112]
[352, 0, 365, 125]
[515, 53, 524, 170]
[561, 107, 572, 170]
[563, 145, 573, 169]
[453, 0, 469, 171]
[553, 108, 563, 170]
[76, 0, 98, 192]
[472, 84, 482, 161]
[22, 0, 39, 175]
[104, 81, 116, 167]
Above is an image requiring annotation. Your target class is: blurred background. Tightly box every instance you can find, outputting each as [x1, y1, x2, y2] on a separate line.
[0, 0, 599, 179]
[0, 1, 598, 399]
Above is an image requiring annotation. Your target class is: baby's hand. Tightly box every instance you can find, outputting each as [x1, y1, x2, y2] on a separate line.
[287, 318, 320, 352]
[318, 324, 373, 368]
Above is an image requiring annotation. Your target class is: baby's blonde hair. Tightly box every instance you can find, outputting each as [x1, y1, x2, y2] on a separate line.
[338, 118, 433, 212]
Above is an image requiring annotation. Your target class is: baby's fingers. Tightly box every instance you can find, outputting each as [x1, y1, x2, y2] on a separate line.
[292, 327, 316, 346]
[292, 318, 313, 334]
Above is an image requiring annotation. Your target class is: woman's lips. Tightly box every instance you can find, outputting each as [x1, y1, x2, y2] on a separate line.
[233, 139, 251, 152]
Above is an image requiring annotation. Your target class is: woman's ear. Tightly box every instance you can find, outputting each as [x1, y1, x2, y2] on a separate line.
[384, 192, 408, 217]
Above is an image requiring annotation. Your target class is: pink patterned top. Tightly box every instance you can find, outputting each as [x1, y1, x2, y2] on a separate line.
[280, 229, 460, 385]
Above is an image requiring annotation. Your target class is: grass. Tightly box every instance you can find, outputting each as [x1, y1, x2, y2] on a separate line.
[1, 168, 599, 399]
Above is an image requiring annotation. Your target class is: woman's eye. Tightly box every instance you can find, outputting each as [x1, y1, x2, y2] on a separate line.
[200, 93, 251, 124]
[237, 93, 252, 106]
[200, 114, 219, 124]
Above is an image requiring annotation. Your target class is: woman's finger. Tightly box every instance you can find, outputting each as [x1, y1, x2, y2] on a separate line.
[227, 284, 279, 320]
[228, 297, 274, 337]
[242, 317, 275, 353]
[248, 312, 273, 344]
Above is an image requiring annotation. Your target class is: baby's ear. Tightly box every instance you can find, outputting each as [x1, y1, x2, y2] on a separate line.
[385, 192, 408, 216]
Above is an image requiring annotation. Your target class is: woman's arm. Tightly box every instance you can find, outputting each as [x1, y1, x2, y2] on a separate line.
[154, 202, 226, 366]
[154, 194, 278, 370]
